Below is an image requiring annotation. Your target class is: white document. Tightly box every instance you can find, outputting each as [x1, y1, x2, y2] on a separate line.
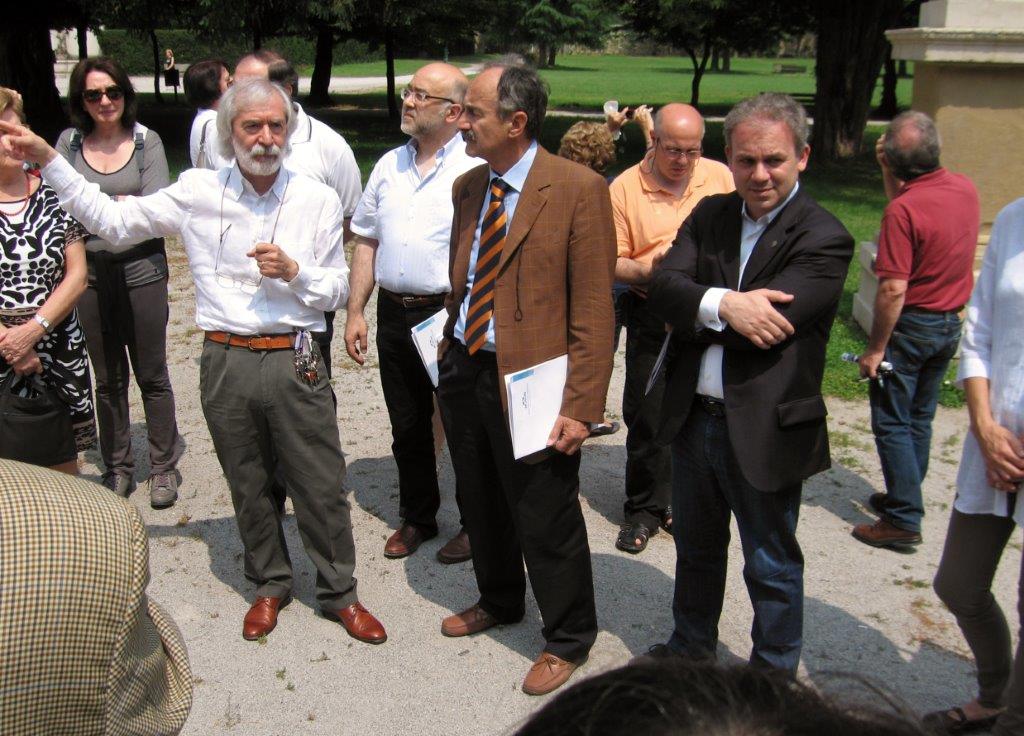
[504, 355, 567, 461]
[410, 308, 449, 388]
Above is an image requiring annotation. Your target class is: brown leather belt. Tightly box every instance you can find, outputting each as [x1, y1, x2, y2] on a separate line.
[380, 287, 447, 309]
[204, 331, 294, 351]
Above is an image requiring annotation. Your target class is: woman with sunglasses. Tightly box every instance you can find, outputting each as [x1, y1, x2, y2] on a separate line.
[0, 88, 95, 473]
[55, 57, 183, 508]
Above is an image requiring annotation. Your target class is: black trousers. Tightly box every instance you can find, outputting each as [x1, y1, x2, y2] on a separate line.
[437, 340, 597, 663]
[377, 295, 459, 532]
[621, 292, 671, 528]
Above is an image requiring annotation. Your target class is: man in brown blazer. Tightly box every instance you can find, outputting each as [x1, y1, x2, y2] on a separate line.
[436, 62, 616, 696]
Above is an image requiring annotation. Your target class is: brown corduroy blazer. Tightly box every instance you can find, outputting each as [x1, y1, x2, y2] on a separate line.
[442, 145, 616, 424]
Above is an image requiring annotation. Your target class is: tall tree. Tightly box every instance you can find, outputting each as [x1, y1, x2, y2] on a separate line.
[513, 0, 614, 67]
[810, 0, 908, 159]
[624, 0, 811, 108]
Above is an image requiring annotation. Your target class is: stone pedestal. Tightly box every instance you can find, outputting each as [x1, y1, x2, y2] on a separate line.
[855, 0, 1024, 334]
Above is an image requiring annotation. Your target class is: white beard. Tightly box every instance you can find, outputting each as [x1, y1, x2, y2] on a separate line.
[233, 140, 287, 177]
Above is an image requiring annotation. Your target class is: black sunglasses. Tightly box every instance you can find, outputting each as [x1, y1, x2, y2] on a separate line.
[82, 86, 124, 103]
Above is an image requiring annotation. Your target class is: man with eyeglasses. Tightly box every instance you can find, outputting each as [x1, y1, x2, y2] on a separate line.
[609, 103, 734, 555]
[0, 78, 389, 648]
[227, 50, 362, 375]
[344, 63, 480, 564]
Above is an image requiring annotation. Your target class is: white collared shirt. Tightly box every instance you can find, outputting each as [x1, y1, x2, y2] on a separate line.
[188, 108, 231, 170]
[695, 183, 800, 399]
[350, 133, 481, 295]
[453, 140, 539, 352]
[204, 102, 362, 218]
[42, 155, 348, 334]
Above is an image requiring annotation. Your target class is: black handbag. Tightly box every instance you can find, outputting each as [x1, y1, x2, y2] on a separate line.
[0, 372, 76, 466]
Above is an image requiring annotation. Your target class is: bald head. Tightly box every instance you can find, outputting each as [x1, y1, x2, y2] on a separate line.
[412, 62, 469, 104]
[654, 103, 705, 140]
[883, 110, 940, 181]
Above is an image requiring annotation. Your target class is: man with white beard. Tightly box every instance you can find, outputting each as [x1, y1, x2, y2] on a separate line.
[344, 62, 480, 564]
[0, 78, 388, 646]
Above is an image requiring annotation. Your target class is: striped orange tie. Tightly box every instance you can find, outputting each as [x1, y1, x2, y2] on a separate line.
[465, 177, 510, 354]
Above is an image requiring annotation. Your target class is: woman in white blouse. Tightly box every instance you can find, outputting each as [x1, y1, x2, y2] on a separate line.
[927, 197, 1024, 735]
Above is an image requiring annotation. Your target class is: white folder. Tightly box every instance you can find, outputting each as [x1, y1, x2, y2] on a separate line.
[504, 355, 567, 461]
[410, 307, 449, 388]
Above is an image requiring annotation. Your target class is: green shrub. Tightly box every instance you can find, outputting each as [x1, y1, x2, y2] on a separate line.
[94, 29, 380, 74]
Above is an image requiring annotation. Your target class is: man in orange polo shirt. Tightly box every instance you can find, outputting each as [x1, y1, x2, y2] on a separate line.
[610, 103, 734, 553]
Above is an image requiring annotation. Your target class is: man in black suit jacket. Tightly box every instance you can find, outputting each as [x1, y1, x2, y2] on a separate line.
[646, 93, 854, 672]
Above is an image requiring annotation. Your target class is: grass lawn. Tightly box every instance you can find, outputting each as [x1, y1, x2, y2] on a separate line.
[132, 52, 954, 406]
[293, 54, 914, 118]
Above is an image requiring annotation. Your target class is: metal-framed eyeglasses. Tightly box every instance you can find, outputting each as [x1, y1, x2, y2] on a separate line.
[655, 139, 702, 161]
[400, 87, 455, 105]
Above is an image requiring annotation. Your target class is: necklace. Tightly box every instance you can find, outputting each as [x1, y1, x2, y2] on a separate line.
[0, 172, 31, 218]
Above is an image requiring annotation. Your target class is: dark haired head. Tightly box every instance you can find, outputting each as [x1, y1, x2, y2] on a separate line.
[68, 57, 137, 133]
[184, 59, 229, 109]
[482, 62, 548, 141]
[515, 658, 928, 736]
[884, 111, 941, 182]
[267, 58, 299, 97]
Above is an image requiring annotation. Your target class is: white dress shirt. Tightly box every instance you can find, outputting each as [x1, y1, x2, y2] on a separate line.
[42, 155, 348, 335]
[955, 197, 1024, 526]
[350, 132, 481, 295]
[696, 183, 800, 399]
[204, 103, 362, 218]
[188, 108, 231, 170]
[453, 140, 538, 352]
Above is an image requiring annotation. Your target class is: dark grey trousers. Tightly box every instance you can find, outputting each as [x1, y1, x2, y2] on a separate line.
[934, 509, 1024, 735]
[199, 339, 357, 610]
[77, 278, 181, 476]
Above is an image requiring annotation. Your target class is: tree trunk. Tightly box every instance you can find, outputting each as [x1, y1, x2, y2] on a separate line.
[251, 15, 263, 50]
[811, 0, 903, 160]
[309, 25, 334, 105]
[897, 59, 908, 77]
[877, 45, 898, 118]
[722, 47, 731, 72]
[536, 42, 551, 68]
[710, 46, 720, 72]
[385, 30, 398, 122]
[684, 38, 712, 109]
[76, 18, 88, 59]
[148, 29, 163, 103]
[0, 23, 66, 142]
[547, 46, 557, 68]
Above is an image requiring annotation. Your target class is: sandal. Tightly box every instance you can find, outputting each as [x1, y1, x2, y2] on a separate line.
[922, 706, 1001, 734]
[616, 522, 652, 554]
[661, 505, 673, 534]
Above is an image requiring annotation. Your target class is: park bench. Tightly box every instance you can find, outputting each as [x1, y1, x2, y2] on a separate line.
[773, 63, 807, 74]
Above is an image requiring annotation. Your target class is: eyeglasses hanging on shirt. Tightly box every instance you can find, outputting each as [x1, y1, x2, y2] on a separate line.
[214, 169, 291, 295]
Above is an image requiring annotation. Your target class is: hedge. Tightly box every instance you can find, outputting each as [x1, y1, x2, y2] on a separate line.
[94, 29, 380, 74]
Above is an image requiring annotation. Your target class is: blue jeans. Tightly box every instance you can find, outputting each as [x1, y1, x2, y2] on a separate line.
[869, 310, 962, 533]
[668, 405, 804, 672]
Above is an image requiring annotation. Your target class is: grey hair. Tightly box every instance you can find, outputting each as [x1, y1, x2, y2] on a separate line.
[884, 111, 941, 181]
[448, 74, 469, 104]
[724, 93, 809, 153]
[216, 78, 296, 156]
[480, 61, 548, 141]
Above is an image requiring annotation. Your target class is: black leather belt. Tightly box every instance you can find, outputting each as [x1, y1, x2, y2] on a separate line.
[380, 288, 447, 309]
[696, 395, 726, 417]
[450, 338, 497, 365]
[902, 306, 962, 316]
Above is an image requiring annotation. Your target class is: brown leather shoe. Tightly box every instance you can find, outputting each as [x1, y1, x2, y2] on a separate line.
[384, 523, 437, 559]
[325, 602, 387, 644]
[441, 604, 499, 637]
[522, 652, 579, 695]
[436, 528, 472, 564]
[852, 518, 922, 551]
[242, 595, 291, 640]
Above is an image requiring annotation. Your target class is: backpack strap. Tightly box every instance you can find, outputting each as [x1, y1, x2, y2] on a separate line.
[133, 129, 145, 176]
[69, 129, 83, 165]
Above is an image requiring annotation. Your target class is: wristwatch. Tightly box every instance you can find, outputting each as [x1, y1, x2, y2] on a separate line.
[33, 314, 53, 334]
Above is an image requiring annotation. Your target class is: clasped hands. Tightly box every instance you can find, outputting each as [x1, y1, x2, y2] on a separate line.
[976, 420, 1024, 493]
[0, 321, 45, 376]
[718, 288, 795, 349]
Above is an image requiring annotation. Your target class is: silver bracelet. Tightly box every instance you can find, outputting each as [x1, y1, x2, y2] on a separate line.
[33, 314, 53, 334]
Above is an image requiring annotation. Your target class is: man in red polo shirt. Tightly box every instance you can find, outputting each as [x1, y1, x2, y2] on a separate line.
[854, 111, 979, 551]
